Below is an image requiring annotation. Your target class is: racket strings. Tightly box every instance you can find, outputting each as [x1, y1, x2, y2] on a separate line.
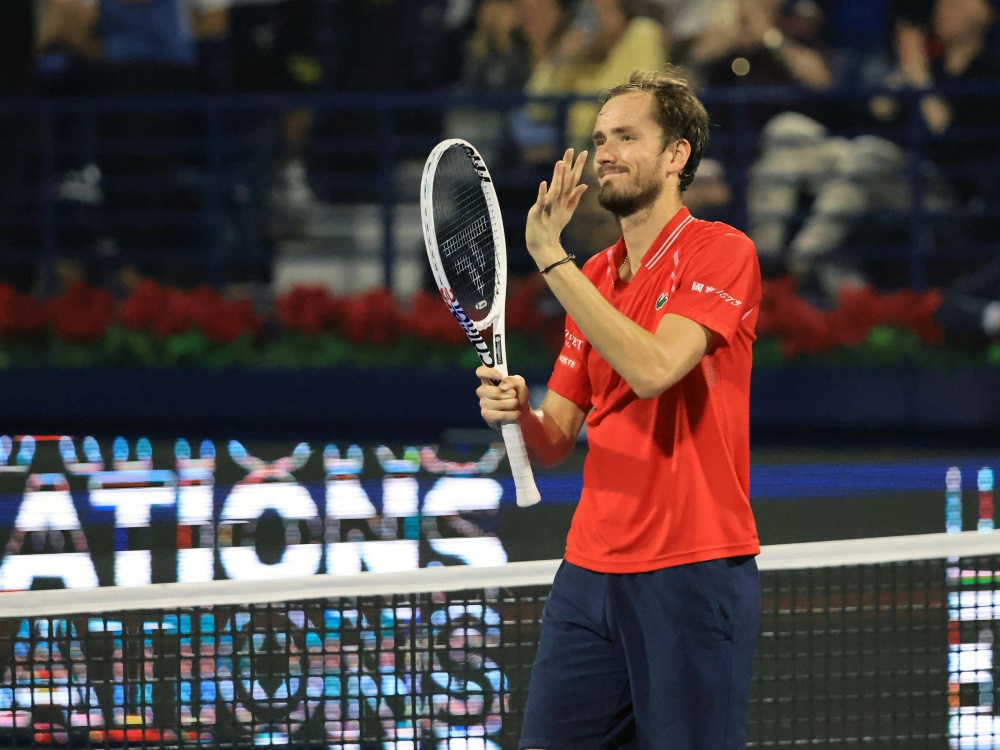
[444, 215, 491, 295]
[433, 148, 500, 325]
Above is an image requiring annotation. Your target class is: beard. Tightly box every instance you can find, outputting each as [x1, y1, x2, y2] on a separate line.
[597, 170, 664, 219]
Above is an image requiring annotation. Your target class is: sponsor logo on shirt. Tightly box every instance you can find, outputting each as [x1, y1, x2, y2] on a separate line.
[691, 282, 742, 306]
[564, 330, 585, 351]
[558, 354, 578, 369]
[655, 292, 669, 310]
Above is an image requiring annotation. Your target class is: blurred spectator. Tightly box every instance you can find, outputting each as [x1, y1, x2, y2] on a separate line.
[445, 0, 532, 165]
[507, 0, 577, 162]
[747, 0, 1000, 297]
[869, 1, 950, 133]
[228, 0, 328, 237]
[563, 0, 666, 146]
[653, 0, 735, 66]
[322, 0, 471, 197]
[688, 0, 833, 90]
[512, 0, 665, 161]
[458, 0, 531, 92]
[34, 0, 102, 70]
[890, 0, 936, 88]
[935, 254, 1000, 343]
[35, 0, 227, 176]
[569, 0, 664, 140]
[95, 0, 227, 166]
[36, 0, 227, 290]
[685, 0, 835, 136]
[31, 0, 103, 213]
[814, 0, 890, 87]
[91, 0, 226, 78]
[914, 0, 1000, 206]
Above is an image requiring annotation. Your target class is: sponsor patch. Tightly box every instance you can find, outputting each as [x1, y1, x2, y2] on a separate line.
[690, 282, 743, 306]
[558, 354, 578, 369]
[563, 330, 585, 351]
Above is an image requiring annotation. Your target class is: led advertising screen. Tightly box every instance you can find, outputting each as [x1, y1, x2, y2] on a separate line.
[0, 435, 997, 747]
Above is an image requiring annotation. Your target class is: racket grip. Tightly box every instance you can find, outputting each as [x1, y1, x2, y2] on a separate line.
[500, 423, 541, 507]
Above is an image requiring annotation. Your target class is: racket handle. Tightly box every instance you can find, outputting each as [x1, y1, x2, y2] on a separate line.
[500, 423, 541, 507]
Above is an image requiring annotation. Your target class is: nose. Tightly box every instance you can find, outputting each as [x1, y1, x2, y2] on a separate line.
[595, 141, 615, 166]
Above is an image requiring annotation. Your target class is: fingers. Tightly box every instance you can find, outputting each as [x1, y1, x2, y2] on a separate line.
[557, 148, 588, 193]
[534, 180, 548, 214]
[476, 371, 527, 429]
[476, 368, 524, 398]
[538, 149, 589, 211]
[566, 182, 589, 213]
[476, 365, 503, 385]
[571, 149, 588, 187]
[477, 371, 525, 394]
[548, 150, 570, 199]
[480, 407, 519, 429]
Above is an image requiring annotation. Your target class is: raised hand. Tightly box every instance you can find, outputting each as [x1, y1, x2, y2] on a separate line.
[526, 148, 589, 270]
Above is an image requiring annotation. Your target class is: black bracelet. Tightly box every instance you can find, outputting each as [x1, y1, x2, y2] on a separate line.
[540, 254, 576, 275]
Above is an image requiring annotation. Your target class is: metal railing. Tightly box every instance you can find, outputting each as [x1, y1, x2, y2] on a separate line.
[1, 84, 997, 296]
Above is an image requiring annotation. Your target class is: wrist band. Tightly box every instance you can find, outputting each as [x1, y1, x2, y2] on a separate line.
[540, 254, 576, 275]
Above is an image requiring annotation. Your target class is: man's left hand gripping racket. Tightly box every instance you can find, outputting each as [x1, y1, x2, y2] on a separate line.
[419, 138, 541, 508]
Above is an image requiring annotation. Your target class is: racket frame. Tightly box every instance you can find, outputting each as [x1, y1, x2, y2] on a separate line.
[419, 138, 540, 507]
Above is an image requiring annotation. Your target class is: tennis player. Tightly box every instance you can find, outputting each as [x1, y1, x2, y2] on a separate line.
[477, 67, 762, 749]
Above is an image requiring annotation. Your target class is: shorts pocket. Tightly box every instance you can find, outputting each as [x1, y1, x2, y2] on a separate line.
[693, 558, 735, 641]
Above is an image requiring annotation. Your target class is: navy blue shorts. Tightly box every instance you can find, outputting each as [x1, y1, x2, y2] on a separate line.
[519, 556, 761, 750]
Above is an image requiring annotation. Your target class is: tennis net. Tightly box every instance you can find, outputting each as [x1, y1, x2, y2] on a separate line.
[0, 531, 998, 748]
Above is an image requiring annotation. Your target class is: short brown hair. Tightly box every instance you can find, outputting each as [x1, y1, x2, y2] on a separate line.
[603, 67, 709, 192]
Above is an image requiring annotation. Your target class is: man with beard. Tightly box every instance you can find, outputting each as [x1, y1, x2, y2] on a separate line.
[476, 67, 762, 749]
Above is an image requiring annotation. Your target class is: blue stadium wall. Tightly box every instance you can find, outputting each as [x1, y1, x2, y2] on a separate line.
[1, 365, 998, 443]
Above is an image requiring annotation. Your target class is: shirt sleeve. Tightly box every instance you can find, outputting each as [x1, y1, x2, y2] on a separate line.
[662, 231, 761, 347]
[546, 314, 593, 412]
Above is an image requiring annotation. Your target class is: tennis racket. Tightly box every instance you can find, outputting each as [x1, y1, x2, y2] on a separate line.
[419, 138, 541, 508]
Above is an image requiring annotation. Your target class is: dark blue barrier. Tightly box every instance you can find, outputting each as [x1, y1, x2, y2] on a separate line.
[0, 365, 997, 442]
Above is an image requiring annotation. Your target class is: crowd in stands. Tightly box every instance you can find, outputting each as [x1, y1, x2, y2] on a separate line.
[1, 0, 999, 346]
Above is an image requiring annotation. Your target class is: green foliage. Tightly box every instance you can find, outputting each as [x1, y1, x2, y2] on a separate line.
[0, 326, 995, 371]
[0, 279, 996, 371]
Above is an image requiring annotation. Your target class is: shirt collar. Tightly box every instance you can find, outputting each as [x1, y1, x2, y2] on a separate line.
[607, 207, 694, 282]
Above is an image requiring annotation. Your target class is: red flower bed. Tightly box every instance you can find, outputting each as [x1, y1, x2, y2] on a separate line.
[47, 281, 116, 343]
[757, 279, 944, 358]
[0, 277, 956, 367]
[0, 285, 48, 341]
[399, 289, 468, 346]
[121, 280, 260, 344]
[338, 288, 401, 345]
[273, 285, 344, 335]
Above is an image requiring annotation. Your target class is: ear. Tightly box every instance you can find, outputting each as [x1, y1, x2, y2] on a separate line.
[666, 139, 692, 180]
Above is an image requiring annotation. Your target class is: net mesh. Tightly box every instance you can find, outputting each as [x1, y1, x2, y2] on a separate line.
[431, 144, 499, 325]
[0, 532, 998, 748]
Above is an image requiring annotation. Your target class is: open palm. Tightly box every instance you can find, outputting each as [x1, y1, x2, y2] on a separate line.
[526, 148, 590, 266]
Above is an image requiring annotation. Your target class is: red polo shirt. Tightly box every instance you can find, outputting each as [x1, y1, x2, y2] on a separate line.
[548, 207, 761, 573]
